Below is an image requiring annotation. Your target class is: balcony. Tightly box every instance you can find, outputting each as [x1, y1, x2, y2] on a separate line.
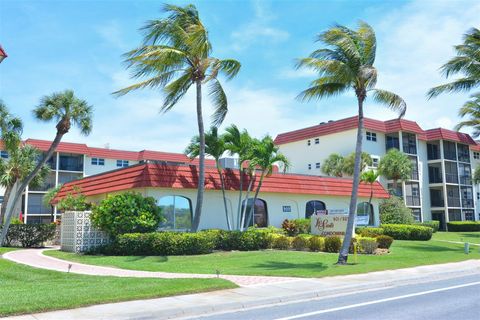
[427, 143, 441, 160]
[406, 196, 421, 207]
[459, 175, 472, 185]
[447, 197, 461, 207]
[430, 198, 445, 207]
[410, 170, 419, 181]
[445, 173, 458, 184]
[59, 154, 83, 172]
[462, 198, 474, 208]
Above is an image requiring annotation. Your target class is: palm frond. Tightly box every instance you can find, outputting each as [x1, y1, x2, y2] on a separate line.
[297, 82, 349, 102]
[370, 89, 407, 118]
[427, 78, 479, 99]
[161, 72, 193, 113]
[208, 79, 228, 127]
[357, 21, 376, 66]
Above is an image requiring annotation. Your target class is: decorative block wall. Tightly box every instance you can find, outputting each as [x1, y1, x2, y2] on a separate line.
[60, 211, 109, 253]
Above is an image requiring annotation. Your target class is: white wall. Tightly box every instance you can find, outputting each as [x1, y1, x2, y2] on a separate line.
[84, 157, 139, 176]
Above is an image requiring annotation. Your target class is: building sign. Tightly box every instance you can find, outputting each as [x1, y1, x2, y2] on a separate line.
[311, 214, 349, 236]
[356, 215, 370, 226]
[282, 205, 291, 213]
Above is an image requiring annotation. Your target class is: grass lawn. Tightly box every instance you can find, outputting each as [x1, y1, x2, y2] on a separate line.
[0, 248, 235, 317]
[45, 235, 480, 279]
[432, 231, 480, 244]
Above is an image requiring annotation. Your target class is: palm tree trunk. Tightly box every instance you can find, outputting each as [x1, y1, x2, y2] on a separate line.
[368, 184, 373, 225]
[337, 93, 365, 265]
[0, 185, 12, 224]
[240, 171, 255, 231]
[1, 133, 64, 245]
[192, 79, 205, 232]
[217, 163, 232, 230]
[236, 166, 244, 230]
[246, 172, 265, 228]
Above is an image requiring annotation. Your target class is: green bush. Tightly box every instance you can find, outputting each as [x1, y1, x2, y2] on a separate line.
[376, 235, 394, 249]
[447, 221, 480, 232]
[213, 228, 276, 251]
[356, 227, 384, 238]
[358, 237, 378, 254]
[91, 192, 164, 237]
[380, 196, 414, 225]
[281, 218, 311, 236]
[324, 236, 342, 253]
[56, 187, 92, 211]
[416, 221, 440, 232]
[291, 235, 310, 251]
[308, 236, 325, 252]
[292, 219, 311, 234]
[3, 224, 56, 247]
[381, 224, 432, 241]
[272, 234, 291, 250]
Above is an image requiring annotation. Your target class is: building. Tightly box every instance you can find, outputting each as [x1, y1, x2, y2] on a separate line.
[0, 139, 216, 224]
[54, 162, 389, 230]
[274, 116, 480, 229]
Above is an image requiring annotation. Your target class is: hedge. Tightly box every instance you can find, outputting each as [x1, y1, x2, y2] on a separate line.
[2, 224, 56, 247]
[415, 221, 440, 232]
[356, 227, 384, 238]
[447, 221, 480, 232]
[381, 224, 432, 241]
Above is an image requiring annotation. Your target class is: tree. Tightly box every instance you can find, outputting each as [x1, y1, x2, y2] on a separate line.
[245, 136, 289, 228]
[455, 93, 480, 137]
[0, 90, 92, 245]
[360, 170, 379, 218]
[378, 148, 412, 193]
[473, 166, 480, 185]
[297, 22, 406, 264]
[379, 196, 414, 225]
[427, 28, 480, 102]
[223, 124, 253, 230]
[342, 152, 372, 176]
[113, 4, 241, 232]
[185, 127, 232, 230]
[321, 153, 345, 177]
[0, 101, 23, 152]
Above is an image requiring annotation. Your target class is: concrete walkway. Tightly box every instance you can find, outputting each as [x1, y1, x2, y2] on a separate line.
[2, 248, 298, 287]
[4, 257, 480, 320]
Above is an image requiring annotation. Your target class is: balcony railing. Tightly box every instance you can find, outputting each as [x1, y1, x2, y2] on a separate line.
[410, 171, 419, 180]
[429, 175, 443, 184]
[447, 197, 461, 207]
[461, 198, 474, 208]
[59, 157, 83, 171]
[444, 151, 457, 161]
[403, 146, 417, 155]
[459, 175, 472, 185]
[386, 141, 399, 150]
[427, 149, 441, 160]
[445, 173, 458, 184]
[406, 196, 421, 207]
[430, 198, 445, 207]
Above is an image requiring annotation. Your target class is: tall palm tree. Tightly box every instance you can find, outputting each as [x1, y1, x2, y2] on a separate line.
[113, 4, 241, 232]
[455, 93, 480, 137]
[377, 148, 412, 194]
[0, 90, 92, 245]
[427, 28, 480, 101]
[297, 21, 406, 264]
[0, 101, 23, 152]
[223, 124, 253, 229]
[360, 169, 379, 225]
[245, 136, 289, 228]
[185, 127, 232, 230]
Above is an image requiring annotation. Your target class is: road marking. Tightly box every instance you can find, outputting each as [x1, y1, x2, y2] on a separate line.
[274, 281, 480, 320]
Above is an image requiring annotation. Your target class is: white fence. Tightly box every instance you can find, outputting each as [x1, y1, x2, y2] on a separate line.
[60, 211, 109, 253]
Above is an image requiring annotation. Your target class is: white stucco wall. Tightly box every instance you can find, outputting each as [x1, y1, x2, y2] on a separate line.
[84, 157, 139, 176]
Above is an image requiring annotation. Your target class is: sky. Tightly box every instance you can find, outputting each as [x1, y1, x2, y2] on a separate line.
[0, 0, 479, 153]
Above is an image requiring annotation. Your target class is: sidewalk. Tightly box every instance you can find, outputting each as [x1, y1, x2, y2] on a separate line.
[4, 253, 480, 320]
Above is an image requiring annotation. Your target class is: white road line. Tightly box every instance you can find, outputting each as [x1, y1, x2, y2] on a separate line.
[274, 281, 480, 320]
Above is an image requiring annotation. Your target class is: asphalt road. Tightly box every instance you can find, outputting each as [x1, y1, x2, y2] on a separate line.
[184, 274, 480, 320]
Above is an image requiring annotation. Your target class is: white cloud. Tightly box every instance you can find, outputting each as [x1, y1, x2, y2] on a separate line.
[230, 0, 289, 51]
[277, 67, 316, 80]
[95, 20, 128, 50]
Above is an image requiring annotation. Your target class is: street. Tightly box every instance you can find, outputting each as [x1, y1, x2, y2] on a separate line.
[185, 275, 480, 320]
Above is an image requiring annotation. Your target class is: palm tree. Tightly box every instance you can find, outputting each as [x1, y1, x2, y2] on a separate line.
[342, 152, 372, 176]
[360, 169, 379, 224]
[377, 148, 412, 194]
[0, 90, 92, 245]
[454, 93, 480, 137]
[427, 28, 480, 101]
[473, 166, 480, 185]
[297, 21, 406, 264]
[185, 127, 232, 230]
[321, 153, 345, 177]
[0, 101, 23, 152]
[113, 4, 241, 232]
[245, 136, 289, 228]
[223, 124, 253, 230]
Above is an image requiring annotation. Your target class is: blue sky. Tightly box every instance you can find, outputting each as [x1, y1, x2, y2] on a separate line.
[1, 0, 479, 152]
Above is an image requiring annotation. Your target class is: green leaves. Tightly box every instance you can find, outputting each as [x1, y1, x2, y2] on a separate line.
[370, 89, 406, 118]
[377, 148, 412, 183]
[455, 93, 480, 137]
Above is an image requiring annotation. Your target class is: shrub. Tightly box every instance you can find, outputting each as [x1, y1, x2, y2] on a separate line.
[381, 224, 432, 241]
[356, 227, 384, 238]
[308, 236, 325, 252]
[91, 192, 164, 237]
[380, 196, 414, 225]
[56, 187, 91, 211]
[324, 236, 342, 253]
[447, 221, 480, 232]
[358, 237, 378, 254]
[416, 221, 440, 232]
[281, 219, 298, 236]
[376, 235, 394, 249]
[292, 219, 311, 234]
[272, 235, 291, 250]
[291, 235, 310, 251]
[3, 224, 56, 247]
[214, 228, 276, 251]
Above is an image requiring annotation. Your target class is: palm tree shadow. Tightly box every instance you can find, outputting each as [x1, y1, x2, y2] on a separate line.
[252, 261, 329, 272]
[124, 255, 169, 263]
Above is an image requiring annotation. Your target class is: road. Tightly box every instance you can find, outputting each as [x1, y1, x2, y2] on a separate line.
[183, 275, 480, 320]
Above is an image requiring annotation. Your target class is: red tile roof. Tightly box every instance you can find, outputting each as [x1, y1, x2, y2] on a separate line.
[425, 128, 477, 145]
[25, 139, 89, 154]
[54, 163, 390, 202]
[274, 116, 426, 145]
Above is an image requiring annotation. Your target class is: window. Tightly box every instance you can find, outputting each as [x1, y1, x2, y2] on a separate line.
[457, 144, 470, 163]
[464, 210, 474, 221]
[477, 192, 480, 200]
[307, 140, 311, 146]
[366, 132, 377, 142]
[458, 163, 472, 185]
[372, 157, 379, 168]
[461, 186, 474, 208]
[242, 198, 268, 228]
[356, 202, 374, 226]
[314, 138, 319, 144]
[402, 133, 417, 154]
[315, 162, 320, 169]
[116, 160, 129, 167]
[443, 141, 457, 160]
[27, 194, 52, 215]
[448, 209, 462, 221]
[308, 164, 312, 170]
[409, 156, 419, 180]
[0, 150, 8, 159]
[305, 200, 326, 219]
[59, 153, 83, 171]
[159, 195, 193, 230]
[386, 135, 400, 150]
[474, 152, 480, 160]
[58, 172, 83, 184]
[411, 208, 421, 222]
[91, 158, 105, 166]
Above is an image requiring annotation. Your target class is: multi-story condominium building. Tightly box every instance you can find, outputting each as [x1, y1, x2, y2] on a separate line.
[0, 139, 214, 224]
[274, 116, 480, 230]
